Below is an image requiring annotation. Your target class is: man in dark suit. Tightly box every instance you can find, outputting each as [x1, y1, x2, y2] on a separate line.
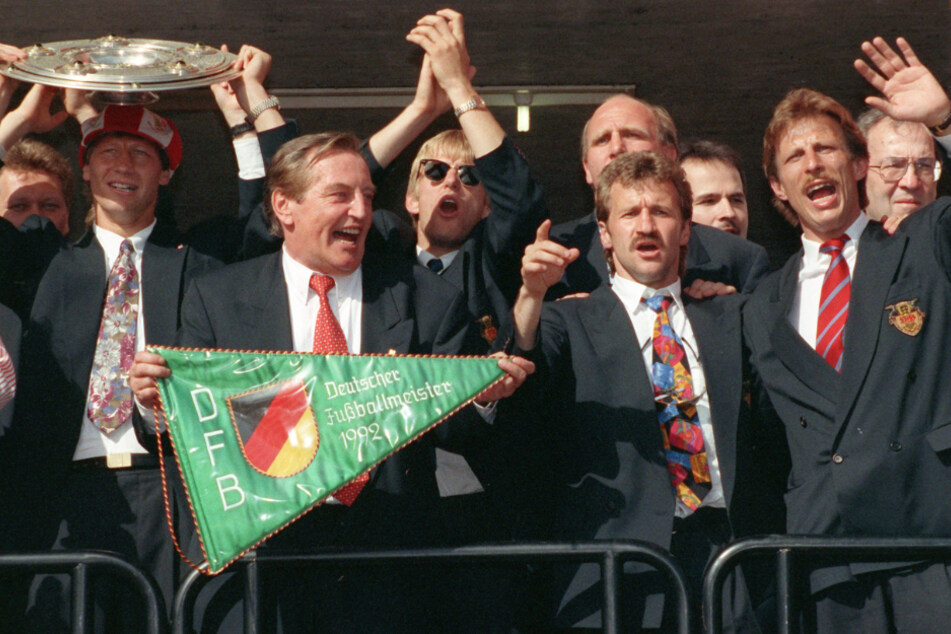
[742, 38, 951, 630]
[550, 94, 769, 298]
[3, 47, 295, 630]
[509, 151, 775, 632]
[131, 131, 531, 631]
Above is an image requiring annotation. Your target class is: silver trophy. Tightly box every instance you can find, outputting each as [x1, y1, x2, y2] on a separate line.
[0, 35, 241, 104]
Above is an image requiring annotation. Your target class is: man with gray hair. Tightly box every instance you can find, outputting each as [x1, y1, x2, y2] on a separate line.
[857, 107, 941, 232]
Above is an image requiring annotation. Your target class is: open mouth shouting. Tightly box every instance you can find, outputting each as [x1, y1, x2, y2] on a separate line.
[437, 195, 459, 217]
[806, 180, 838, 208]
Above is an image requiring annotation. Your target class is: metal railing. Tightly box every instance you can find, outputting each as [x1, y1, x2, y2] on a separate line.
[703, 536, 951, 634]
[171, 541, 691, 634]
[0, 550, 167, 634]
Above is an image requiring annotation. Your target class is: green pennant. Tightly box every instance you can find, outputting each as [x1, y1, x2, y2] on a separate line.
[149, 346, 505, 574]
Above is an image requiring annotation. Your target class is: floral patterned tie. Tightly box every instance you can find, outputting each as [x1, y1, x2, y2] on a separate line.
[643, 295, 710, 510]
[86, 240, 139, 432]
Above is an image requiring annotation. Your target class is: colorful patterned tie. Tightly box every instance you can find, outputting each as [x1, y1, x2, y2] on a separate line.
[643, 295, 710, 510]
[817, 237, 850, 372]
[0, 337, 15, 412]
[87, 239, 139, 432]
[309, 274, 368, 506]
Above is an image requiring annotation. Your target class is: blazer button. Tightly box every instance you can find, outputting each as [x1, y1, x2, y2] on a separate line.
[832, 454, 844, 464]
[799, 417, 807, 428]
[907, 369, 917, 382]
[889, 441, 903, 452]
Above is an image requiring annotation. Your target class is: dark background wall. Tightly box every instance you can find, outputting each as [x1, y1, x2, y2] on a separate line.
[6, 1, 951, 267]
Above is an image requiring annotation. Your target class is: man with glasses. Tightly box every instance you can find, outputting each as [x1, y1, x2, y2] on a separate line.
[858, 108, 942, 233]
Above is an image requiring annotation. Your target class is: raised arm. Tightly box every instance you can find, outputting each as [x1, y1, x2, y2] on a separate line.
[406, 9, 504, 158]
[364, 31, 469, 170]
[854, 36, 951, 129]
[0, 84, 69, 151]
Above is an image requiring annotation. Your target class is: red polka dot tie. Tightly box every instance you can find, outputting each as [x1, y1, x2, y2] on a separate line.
[817, 237, 850, 372]
[309, 274, 368, 505]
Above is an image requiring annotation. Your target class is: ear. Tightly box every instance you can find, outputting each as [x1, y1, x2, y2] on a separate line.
[769, 176, 788, 202]
[851, 155, 869, 181]
[82, 164, 91, 183]
[598, 219, 612, 251]
[679, 215, 691, 247]
[404, 191, 420, 221]
[270, 189, 295, 232]
[583, 158, 596, 186]
[159, 170, 171, 187]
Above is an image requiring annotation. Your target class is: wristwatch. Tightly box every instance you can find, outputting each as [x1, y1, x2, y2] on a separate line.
[246, 95, 281, 124]
[453, 96, 487, 118]
[229, 121, 255, 138]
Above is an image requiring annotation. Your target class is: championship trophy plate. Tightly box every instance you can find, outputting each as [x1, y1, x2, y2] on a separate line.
[0, 35, 241, 103]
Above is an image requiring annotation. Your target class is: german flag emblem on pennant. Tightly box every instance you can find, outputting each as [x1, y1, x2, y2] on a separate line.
[227, 379, 319, 478]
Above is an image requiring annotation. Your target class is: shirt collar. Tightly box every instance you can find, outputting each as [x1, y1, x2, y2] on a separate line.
[94, 220, 156, 258]
[611, 274, 684, 313]
[800, 212, 868, 266]
[282, 245, 362, 305]
[416, 246, 460, 271]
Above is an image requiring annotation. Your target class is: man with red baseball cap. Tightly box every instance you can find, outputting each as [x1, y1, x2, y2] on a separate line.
[0, 44, 295, 630]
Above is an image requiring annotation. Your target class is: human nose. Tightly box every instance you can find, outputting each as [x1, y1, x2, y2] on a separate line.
[350, 192, 371, 219]
[633, 209, 655, 233]
[803, 148, 820, 172]
[605, 131, 625, 158]
[714, 199, 737, 221]
[897, 161, 921, 189]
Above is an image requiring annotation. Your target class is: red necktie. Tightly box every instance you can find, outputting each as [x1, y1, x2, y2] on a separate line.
[309, 274, 368, 505]
[816, 237, 850, 372]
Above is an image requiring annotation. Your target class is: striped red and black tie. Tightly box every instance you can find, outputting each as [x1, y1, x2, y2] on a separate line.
[816, 236, 850, 372]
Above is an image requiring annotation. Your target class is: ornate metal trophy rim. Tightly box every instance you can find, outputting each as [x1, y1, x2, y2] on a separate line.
[0, 35, 241, 96]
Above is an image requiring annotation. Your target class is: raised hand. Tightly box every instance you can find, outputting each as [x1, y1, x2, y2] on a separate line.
[521, 220, 581, 297]
[854, 36, 951, 127]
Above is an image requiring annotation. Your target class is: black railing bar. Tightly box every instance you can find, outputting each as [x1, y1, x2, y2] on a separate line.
[71, 561, 88, 634]
[173, 541, 689, 634]
[704, 536, 951, 634]
[0, 551, 166, 634]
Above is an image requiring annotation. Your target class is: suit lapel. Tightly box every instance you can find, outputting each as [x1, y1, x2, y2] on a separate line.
[766, 252, 841, 404]
[686, 298, 740, 498]
[64, 232, 108, 389]
[142, 222, 187, 343]
[360, 256, 414, 354]
[248, 253, 294, 351]
[580, 287, 655, 409]
[835, 224, 907, 425]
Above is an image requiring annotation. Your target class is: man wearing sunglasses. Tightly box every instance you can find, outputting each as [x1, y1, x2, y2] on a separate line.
[858, 108, 942, 234]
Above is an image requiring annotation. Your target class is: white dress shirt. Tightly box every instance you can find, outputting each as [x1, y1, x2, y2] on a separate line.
[74, 221, 156, 460]
[282, 247, 363, 354]
[789, 213, 868, 349]
[611, 275, 726, 518]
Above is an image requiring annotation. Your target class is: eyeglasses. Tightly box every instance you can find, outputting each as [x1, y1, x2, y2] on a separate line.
[420, 159, 481, 187]
[869, 157, 942, 183]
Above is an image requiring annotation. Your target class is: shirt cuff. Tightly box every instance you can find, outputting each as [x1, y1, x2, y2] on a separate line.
[234, 136, 266, 180]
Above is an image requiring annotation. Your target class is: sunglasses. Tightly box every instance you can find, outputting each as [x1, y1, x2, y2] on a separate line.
[420, 159, 481, 187]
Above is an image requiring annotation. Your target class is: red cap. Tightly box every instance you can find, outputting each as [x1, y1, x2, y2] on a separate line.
[79, 105, 183, 172]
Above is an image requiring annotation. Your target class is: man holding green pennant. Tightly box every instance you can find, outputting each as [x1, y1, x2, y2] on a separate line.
[131, 131, 531, 631]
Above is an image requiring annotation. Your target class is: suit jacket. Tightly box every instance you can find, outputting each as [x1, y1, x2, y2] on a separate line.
[508, 285, 777, 627]
[549, 213, 770, 298]
[4, 219, 222, 551]
[175, 246, 486, 547]
[743, 199, 951, 590]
